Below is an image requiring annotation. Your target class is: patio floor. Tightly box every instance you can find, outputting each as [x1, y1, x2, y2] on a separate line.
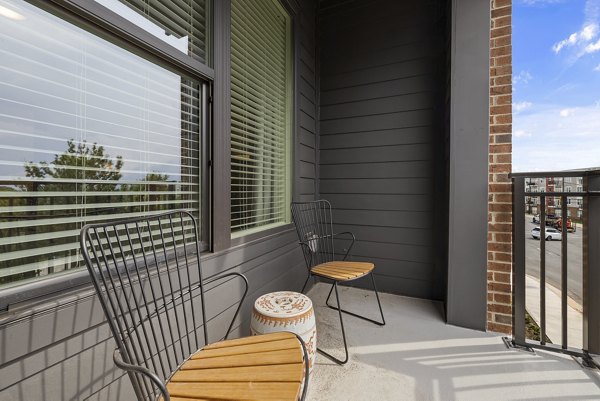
[305, 283, 600, 401]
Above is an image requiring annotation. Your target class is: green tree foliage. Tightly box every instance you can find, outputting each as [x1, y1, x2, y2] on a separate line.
[0, 140, 124, 286]
[24, 139, 123, 192]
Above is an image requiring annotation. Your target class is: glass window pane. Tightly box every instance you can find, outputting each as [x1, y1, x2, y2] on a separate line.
[96, 0, 210, 65]
[0, 0, 203, 288]
[230, 0, 293, 236]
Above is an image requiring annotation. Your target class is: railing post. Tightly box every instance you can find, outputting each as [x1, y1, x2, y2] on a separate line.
[512, 176, 526, 344]
[583, 176, 600, 354]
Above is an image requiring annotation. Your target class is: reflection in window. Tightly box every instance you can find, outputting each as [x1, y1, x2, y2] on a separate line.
[0, 0, 201, 287]
[100, 0, 210, 64]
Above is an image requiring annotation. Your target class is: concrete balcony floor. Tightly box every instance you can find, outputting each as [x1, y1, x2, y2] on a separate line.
[305, 283, 600, 401]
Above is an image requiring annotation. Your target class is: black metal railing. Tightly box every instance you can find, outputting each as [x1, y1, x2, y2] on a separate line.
[508, 169, 600, 367]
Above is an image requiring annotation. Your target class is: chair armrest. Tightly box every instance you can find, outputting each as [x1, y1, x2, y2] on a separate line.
[333, 231, 356, 261]
[203, 272, 249, 341]
[292, 333, 310, 401]
[113, 349, 169, 401]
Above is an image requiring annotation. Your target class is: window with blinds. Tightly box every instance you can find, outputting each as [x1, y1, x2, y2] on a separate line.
[230, 0, 293, 236]
[0, 0, 205, 288]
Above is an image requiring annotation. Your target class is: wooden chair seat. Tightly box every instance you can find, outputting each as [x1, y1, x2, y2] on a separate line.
[310, 261, 375, 281]
[166, 332, 305, 401]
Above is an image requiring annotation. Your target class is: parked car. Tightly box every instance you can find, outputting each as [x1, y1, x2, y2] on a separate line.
[531, 226, 562, 241]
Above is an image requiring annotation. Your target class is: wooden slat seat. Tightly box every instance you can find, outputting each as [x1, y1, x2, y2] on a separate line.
[310, 261, 375, 281]
[166, 332, 305, 401]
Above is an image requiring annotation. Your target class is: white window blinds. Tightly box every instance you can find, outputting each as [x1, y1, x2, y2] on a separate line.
[230, 0, 293, 236]
[0, 0, 203, 287]
[113, 0, 209, 64]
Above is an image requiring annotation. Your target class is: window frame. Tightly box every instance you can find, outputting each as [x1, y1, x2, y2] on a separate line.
[228, 0, 298, 245]
[0, 0, 214, 311]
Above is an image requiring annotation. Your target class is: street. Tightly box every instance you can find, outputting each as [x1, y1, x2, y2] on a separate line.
[525, 216, 583, 306]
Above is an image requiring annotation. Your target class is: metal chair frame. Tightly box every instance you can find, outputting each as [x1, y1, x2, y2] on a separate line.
[81, 210, 309, 401]
[291, 200, 385, 365]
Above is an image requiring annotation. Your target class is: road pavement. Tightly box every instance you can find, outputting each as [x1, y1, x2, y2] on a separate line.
[524, 215, 583, 306]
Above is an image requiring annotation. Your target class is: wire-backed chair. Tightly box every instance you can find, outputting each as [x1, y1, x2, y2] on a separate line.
[80, 210, 309, 401]
[290, 200, 385, 365]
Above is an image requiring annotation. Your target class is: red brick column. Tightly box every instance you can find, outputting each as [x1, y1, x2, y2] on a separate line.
[488, 0, 513, 334]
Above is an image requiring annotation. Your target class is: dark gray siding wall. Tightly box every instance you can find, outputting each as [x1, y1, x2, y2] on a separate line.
[296, 0, 319, 202]
[318, 0, 448, 300]
[0, 231, 309, 401]
[0, 0, 318, 399]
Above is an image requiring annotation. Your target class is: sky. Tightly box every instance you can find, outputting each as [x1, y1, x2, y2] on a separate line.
[513, 0, 600, 172]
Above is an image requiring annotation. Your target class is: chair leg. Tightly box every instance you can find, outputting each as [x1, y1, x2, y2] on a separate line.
[317, 281, 349, 365]
[300, 274, 311, 294]
[325, 273, 385, 326]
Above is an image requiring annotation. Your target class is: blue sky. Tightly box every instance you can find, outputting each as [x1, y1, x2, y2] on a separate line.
[513, 0, 600, 172]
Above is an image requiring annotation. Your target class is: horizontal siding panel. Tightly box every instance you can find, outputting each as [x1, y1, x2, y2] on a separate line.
[299, 160, 315, 178]
[320, 41, 437, 76]
[355, 256, 435, 281]
[320, 144, 433, 164]
[299, 76, 316, 105]
[321, 27, 432, 56]
[320, 127, 433, 149]
[319, 0, 430, 32]
[372, 274, 434, 300]
[321, 59, 436, 92]
[299, 93, 316, 120]
[299, 143, 316, 163]
[321, 109, 434, 135]
[297, 177, 315, 195]
[325, 194, 433, 211]
[299, 46, 316, 75]
[321, 178, 432, 195]
[321, 163, 433, 181]
[298, 127, 316, 149]
[321, 161, 433, 179]
[321, 92, 434, 121]
[332, 209, 433, 229]
[321, 75, 437, 106]
[341, 240, 435, 264]
[338, 273, 435, 300]
[300, 109, 316, 133]
[296, 193, 317, 203]
[299, 62, 316, 90]
[333, 223, 433, 247]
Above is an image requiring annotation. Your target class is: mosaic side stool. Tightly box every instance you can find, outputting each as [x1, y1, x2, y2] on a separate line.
[251, 291, 317, 375]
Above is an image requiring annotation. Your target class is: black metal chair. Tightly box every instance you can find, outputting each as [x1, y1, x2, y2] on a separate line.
[80, 210, 309, 401]
[290, 200, 385, 365]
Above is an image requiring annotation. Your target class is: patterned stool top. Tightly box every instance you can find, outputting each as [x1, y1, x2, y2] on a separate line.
[254, 291, 313, 318]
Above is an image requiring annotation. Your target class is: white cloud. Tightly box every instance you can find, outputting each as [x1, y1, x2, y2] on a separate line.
[559, 108, 574, 117]
[514, 103, 600, 172]
[582, 23, 598, 40]
[513, 71, 532, 85]
[513, 101, 533, 113]
[585, 38, 600, 53]
[595, 64, 600, 71]
[514, 130, 531, 138]
[553, 24, 598, 53]
[513, 71, 533, 92]
[522, 0, 564, 4]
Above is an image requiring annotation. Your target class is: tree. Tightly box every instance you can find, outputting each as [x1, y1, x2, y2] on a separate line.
[1, 140, 125, 286]
[24, 139, 123, 192]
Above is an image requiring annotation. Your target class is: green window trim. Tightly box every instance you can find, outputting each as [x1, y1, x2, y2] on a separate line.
[230, 0, 293, 238]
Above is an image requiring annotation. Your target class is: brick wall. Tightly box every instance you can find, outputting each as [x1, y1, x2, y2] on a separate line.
[488, 0, 513, 334]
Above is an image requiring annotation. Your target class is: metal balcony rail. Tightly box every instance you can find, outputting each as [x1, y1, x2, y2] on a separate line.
[508, 169, 600, 368]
